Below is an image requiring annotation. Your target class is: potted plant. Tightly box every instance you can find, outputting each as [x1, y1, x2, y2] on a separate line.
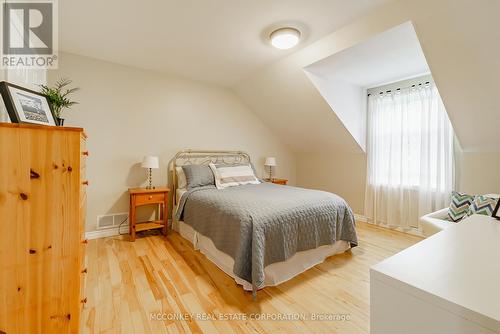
[40, 78, 79, 126]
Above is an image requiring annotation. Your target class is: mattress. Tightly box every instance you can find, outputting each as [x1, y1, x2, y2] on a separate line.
[172, 218, 350, 291]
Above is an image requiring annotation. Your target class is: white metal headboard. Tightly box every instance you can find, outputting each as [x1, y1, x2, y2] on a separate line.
[171, 149, 251, 204]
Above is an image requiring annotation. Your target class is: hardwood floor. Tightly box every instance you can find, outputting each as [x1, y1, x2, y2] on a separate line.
[82, 222, 422, 333]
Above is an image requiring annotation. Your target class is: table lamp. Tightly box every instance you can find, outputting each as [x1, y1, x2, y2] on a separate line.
[141, 156, 159, 189]
[264, 157, 276, 180]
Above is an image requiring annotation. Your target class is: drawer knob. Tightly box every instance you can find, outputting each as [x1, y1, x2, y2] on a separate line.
[81, 268, 87, 274]
[81, 297, 87, 304]
[82, 180, 89, 186]
[82, 151, 89, 156]
[149, 195, 153, 199]
[82, 239, 88, 244]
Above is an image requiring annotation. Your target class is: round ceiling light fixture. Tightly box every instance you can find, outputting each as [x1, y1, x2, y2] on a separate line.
[269, 27, 301, 50]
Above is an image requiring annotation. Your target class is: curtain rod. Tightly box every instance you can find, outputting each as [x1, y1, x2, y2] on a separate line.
[367, 80, 431, 96]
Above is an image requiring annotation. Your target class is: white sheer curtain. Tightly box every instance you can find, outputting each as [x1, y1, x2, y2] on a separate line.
[0, 64, 47, 124]
[365, 82, 454, 229]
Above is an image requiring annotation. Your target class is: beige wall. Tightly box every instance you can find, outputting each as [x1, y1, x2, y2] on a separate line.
[296, 152, 366, 215]
[458, 152, 500, 195]
[48, 52, 295, 232]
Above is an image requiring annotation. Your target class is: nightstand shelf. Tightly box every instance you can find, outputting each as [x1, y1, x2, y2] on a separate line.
[135, 220, 165, 232]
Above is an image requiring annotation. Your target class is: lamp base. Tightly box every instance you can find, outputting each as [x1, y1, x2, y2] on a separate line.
[146, 168, 155, 189]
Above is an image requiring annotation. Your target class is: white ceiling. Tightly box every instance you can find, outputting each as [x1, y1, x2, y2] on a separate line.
[59, 0, 393, 86]
[305, 22, 429, 88]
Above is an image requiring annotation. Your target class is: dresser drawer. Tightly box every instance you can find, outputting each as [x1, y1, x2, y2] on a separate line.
[134, 192, 165, 206]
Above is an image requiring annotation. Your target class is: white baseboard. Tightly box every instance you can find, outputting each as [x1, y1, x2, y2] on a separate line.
[85, 220, 172, 240]
[354, 214, 368, 223]
[85, 225, 129, 240]
[354, 214, 424, 237]
[364, 219, 424, 237]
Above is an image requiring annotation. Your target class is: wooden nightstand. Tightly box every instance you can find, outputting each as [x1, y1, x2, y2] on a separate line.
[264, 178, 288, 185]
[129, 187, 170, 241]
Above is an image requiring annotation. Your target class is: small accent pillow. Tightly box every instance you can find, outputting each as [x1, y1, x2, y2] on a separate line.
[209, 163, 260, 189]
[463, 195, 499, 219]
[175, 167, 187, 189]
[181, 165, 215, 189]
[448, 191, 474, 222]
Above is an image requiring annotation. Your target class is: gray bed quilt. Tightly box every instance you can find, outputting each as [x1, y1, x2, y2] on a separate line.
[175, 182, 357, 292]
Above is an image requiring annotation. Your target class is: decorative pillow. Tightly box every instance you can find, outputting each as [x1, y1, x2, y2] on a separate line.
[448, 191, 474, 222]
[175, 167, 187, 189]
[463, 195, 499, 219]
[220, 162, 260, 179]
[209, 163, 260, 189]
[181, 165, 215, 189]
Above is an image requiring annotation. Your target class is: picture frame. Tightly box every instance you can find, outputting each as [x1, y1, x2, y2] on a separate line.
[0, 81, 58, 126]
[493, 199, 500, 220]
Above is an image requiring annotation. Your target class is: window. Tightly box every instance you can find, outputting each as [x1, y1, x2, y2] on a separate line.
[365, 79, 454, 228]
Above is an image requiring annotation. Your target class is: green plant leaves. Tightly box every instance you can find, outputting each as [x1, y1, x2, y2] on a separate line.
[39, 77, 79, 118]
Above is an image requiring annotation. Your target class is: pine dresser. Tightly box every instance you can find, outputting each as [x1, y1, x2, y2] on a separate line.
[0, 123, 88, 333]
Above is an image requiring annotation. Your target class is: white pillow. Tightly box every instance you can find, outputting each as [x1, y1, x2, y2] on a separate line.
[209, 163, 260, 189]
[175, 166, 187, 189]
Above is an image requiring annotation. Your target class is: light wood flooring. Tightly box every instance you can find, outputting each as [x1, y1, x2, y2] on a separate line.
[81, 222, 422, 334]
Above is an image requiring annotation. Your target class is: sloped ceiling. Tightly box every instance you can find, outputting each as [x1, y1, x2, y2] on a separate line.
[232, 59, 363, 153]
[304, 22, 430, 152]
[305, 22, 429, 88]
[234, 0, 500, 153]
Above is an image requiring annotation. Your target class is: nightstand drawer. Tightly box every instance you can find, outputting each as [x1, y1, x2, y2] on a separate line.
[264, 178, 288, 185]
[135, 192, 165, 206]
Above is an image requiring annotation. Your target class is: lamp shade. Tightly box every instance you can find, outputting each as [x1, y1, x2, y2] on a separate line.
[141, 156, 159, 169]
[264, 157, 276, 167]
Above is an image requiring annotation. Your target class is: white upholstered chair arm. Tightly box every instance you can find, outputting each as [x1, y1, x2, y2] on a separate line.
[422, 207, 450, 221]
[419, 207, 452, 237]
[419, 193, 500, 237]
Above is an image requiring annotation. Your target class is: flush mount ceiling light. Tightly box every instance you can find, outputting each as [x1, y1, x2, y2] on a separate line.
[269, 27, 301, 50]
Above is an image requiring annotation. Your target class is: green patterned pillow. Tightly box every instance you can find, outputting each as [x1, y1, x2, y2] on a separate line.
[448, 191, 475, 222]
[463, 195, 499, 219]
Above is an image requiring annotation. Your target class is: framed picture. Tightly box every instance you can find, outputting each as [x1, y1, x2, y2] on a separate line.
[493, 199, 500, 220]
[0, 81, 58, 126]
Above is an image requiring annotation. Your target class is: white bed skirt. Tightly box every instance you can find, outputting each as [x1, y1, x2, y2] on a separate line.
[172, 219, 351, 291]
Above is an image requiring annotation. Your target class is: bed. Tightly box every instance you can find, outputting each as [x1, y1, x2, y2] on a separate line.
[171, 150, 357, 296]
